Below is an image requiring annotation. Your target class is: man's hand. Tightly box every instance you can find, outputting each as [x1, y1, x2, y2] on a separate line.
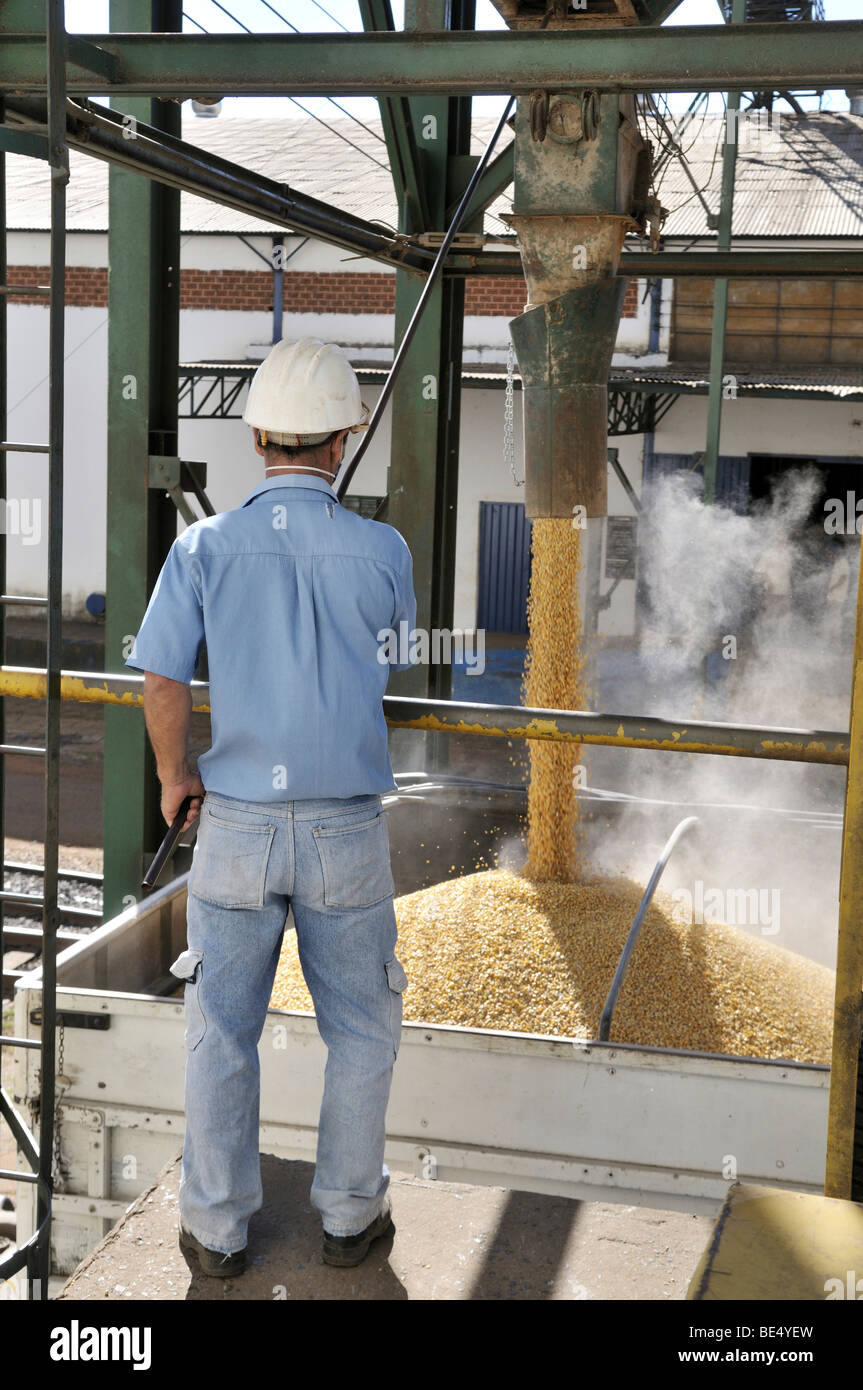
[161, 773, 206, 830]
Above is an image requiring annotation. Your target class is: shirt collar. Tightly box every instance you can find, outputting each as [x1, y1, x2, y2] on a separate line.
[240, 473, 339, 508]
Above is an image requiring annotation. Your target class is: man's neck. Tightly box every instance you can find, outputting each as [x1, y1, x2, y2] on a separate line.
[264, 465, 337, 482]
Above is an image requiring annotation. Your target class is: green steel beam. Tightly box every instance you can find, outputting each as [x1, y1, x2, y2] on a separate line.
[103, 0, 181, 921]
[431, 16, 476, 708]
[702, 0, 746, 505]
[0, 125, 48, 158]
[387, 0, 476, 727]
[618, 251, 863, 279]
[0, 24, 860, 95]
[65, 35, 120, 81]
[388, 2, 451, 705]
[0, 0, 46, 30]
[358, 0, 429, 229]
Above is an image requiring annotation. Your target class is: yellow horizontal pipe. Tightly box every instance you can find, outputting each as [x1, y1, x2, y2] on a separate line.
[386, 711, 848, 764]
[0, 666, 849, 764]
[0, 668, 211, 715]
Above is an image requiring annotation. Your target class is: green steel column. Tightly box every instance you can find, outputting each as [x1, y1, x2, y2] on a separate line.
[103, 0, 181, 919]
[701, 0, 745, 504]
[387, 0, 473, 704]
[430, 6, 476, 704]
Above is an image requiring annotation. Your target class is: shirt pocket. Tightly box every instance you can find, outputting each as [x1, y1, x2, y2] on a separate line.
[313, 811, 395, 910]
[189, 805, 276, 909]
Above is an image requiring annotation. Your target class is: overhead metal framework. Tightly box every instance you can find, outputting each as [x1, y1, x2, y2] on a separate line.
[1, 23, 862, 94]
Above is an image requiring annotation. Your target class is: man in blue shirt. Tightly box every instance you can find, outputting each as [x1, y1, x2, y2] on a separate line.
[126, 339, 416, 1276]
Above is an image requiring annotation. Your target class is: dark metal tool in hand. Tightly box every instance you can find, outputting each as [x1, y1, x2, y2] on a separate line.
[142, 794, 198, 895]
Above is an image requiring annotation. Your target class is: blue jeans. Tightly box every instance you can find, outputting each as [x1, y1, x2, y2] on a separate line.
[169, 790, 407, 1254]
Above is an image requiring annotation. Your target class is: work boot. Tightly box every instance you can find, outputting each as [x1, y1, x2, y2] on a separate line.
[322, 1200, 394, 1268]
[179, 1224, 247, 1278]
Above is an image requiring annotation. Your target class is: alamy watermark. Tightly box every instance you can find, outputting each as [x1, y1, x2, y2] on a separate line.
[672, 880, 781, 936]
[674, 106, 782, 151]
[0, 497, 41, 545]
[824, 492, 863, 535]
[377, 621, 486, 675]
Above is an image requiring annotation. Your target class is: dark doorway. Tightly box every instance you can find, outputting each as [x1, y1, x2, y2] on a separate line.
[476, 501, 532, 635]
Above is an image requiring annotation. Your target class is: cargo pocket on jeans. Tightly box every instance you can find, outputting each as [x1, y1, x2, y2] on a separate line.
[313, 812, 395, 910]
[170, 948, 206, 1051]
[385, 955, 408, 1059]
[189, 805, 276, 909]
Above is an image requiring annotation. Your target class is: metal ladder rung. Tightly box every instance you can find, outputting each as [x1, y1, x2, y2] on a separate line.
[0, 285, 50, 296]
[5, 858, 103, 885]
[2, 924, 81, 946]
[0, 596, 48, 607]
[0, 1035, 41, 1051]
[0, 1169, 37, 1184]
[0, 443, 50, 453]
[0, 892, 101, 923]
[0, 745, 46, 758]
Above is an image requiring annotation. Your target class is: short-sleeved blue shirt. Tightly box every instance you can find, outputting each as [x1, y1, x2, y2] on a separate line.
[125, 473, 416, 802]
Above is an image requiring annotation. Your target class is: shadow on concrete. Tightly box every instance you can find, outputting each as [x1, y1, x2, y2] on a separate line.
[466, 1188, 584, 1300]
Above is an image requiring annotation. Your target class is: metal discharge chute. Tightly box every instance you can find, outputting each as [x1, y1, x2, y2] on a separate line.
[506, 87, 657, 519]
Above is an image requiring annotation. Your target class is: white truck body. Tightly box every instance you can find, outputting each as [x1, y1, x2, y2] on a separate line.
[12, 874, 828, 1282]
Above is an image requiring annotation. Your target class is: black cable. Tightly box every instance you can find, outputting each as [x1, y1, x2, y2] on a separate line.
[309, 0, 351, 29]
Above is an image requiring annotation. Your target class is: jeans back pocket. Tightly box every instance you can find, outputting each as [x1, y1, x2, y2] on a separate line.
[313, 811, 395, 910]
[189, 805, 276, 909]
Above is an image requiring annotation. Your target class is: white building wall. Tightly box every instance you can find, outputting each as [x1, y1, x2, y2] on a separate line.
[653, 394, 863, 462]
[5, 304, 107, 613]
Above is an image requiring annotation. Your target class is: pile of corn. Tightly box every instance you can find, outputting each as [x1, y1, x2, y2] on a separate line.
[269, 869, 834, 1064]
[522, 518, 586, 882]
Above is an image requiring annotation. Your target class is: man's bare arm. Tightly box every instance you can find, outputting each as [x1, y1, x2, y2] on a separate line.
[143, 671, 206, 828]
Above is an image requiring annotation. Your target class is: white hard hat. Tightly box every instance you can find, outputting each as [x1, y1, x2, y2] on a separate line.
[243, 337, 369, 447]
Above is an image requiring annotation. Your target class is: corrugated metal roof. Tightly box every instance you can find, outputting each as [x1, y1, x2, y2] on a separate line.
[4, 114, 512, 237]
[611, 362, 863, 398]
[654, 112, 863, 240]
[5, 111, 862, 242]
[178, 360, 863, 399]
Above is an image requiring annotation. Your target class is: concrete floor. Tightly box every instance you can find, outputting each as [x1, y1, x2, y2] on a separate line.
[58, 1152, 714, 1301]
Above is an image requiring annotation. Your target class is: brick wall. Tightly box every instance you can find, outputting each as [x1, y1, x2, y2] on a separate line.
[622, 279, 638, 317]
[7, 264, 108, 306]
[7, 265, 640, 317]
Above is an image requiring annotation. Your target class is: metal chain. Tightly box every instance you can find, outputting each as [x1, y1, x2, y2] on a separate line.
[505, 341, 523, 487]
[52, 1021, 68, 1193]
